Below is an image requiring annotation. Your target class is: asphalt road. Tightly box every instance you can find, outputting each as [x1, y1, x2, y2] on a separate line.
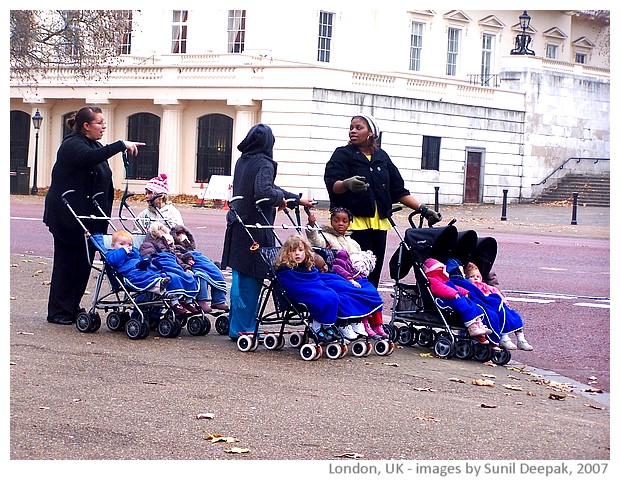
[8, 195, 612, 478]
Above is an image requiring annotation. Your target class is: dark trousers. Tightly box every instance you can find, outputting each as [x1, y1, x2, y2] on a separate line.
[47, 235, 95, 321]
[350, 229, 388, 288]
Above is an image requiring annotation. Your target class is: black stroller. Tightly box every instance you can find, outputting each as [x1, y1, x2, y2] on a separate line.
[387, 208, 511, 365]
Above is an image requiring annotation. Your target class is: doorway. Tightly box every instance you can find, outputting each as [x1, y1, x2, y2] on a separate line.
[464, 149, 484, 203]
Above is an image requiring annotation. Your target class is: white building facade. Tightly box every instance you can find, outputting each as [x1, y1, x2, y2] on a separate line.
[10, 8, 610, 205]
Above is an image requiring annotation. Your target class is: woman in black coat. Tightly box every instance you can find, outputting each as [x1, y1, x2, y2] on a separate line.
[43, 106, 145, 325]
[221, 123, 314, 340]
[324, 113, 440, 287]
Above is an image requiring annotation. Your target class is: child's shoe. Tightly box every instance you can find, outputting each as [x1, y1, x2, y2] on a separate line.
[517, 339, 534, 351]
[475, 319, 493, 335]
[466, 321, 486, 337]
[211, 302, 229, 311]
[371, 323, 388, 339]
[362, 318, 379, 338]
[338, 324, 358, 341]
[197, 300, 212, 313]
[182, 302, 198, 313]
[500, 337, 518, 350]
[171, 303, 189, 315]
[350, 322, 368, 337]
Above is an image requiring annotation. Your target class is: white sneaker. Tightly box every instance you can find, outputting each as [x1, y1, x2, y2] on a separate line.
[517, 339, 534, 351]
[338, 324, 358, 341]
[500, 338, 518, 350]
[350, 322, 367, 337]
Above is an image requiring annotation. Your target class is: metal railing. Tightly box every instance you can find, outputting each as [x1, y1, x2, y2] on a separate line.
[467, 73, 501, 87]
[532, 157, 610, 187]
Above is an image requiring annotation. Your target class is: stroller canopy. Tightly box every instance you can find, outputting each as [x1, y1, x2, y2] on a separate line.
[389, 224, 458, 280]
[470, 236, 498, 281]
[452, 229, 478, 267]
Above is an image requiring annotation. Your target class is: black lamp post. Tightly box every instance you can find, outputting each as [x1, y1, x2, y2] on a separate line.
[31, 109, 43, 195]
[510, 10, 535, 55]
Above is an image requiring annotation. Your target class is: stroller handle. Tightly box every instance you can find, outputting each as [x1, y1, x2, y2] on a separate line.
[61, 189, 76, 205]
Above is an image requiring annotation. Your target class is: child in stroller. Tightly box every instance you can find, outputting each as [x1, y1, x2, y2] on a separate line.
[422, 258, 493, 344]
[463, 262, 534, 351]
[275, 235, 385, 344]
[306, 207, 386, 339]
[106, 230, 191, 312]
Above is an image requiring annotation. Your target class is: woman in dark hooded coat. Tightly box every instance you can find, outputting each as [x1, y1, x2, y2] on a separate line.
[220, 123, 314, 340]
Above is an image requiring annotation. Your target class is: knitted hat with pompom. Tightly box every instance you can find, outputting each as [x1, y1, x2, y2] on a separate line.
[145, 173, 169, 194]
[423, 258, 444, 273]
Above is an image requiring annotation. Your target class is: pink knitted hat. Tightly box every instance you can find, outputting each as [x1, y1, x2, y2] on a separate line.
[145, 173, 169, 194]
[423, 258, 443, 273]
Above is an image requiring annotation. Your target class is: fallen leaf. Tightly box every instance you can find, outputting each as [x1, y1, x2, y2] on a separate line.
[414, 387, 436, 392]
[10, 264, 18, 268]
[204, 433, 222, 441]
[335, 452, 364, 459]
[582, 387, 603, 394]
[584, 404, 606, 410]
[211, 436, 238, 443]
[224, 447, 250, 454]
[481, 373, 496, 378]
[33, 269, 44, 275]
[480, 403, 497, 408]
[10, 296, 16, 300]
[502, 384, 523, 391]
[548, 393, 566, 400]
[413, 415, 439, 422]
[419, 353, 433, 358]
[448, 377, 466, 383]
[472, 379, 495, 387]
[42, 280, 51, 285]
[17, 331, 34, 335]
[196, 412, 215, 419]
[382, 362, 399, 367]
[39, 406, 50, 410]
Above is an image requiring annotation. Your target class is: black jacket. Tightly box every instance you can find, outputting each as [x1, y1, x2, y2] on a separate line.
[221, 124, 298, 278]
[324, 144, 410, 219]
[43, 132, 126, 243]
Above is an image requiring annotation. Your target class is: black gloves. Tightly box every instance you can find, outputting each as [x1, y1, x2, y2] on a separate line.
[342, 176, 368, 193]
[418, 203, 441, 226]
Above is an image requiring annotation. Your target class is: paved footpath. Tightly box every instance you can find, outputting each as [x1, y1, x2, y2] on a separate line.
[7, 196, 614, 478]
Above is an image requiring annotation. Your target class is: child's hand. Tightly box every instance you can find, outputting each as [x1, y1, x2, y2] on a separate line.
[351, 279, 361, 288]
[307, 212, 316, 226]
[124, 245, 132, 254]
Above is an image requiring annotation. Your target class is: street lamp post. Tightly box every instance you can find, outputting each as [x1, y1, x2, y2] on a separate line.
[31, 109, 43, 195]
[510, 10, 535, 55]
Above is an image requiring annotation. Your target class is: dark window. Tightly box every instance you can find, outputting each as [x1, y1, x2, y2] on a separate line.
[119, 10, 133, 55]
[196, 114, 233, 182]
[171, 10, 188, 54]
[10, 110, 30, 170]
[421, 136, 441, 170]
[127, 113, 161, 179]
[62, 111, 74, 139]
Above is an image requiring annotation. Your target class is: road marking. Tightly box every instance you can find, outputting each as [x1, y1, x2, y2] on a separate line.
[504, 297, 555, 304]
[573, 302, 610, 309]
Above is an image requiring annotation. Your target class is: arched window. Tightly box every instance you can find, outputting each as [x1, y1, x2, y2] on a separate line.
[196, 114, 233, 182]
[10, 110, 31, 171]
[127, 113, 161, 179]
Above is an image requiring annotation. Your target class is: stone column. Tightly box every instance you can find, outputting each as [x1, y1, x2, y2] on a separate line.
[156, 101, 185, 194]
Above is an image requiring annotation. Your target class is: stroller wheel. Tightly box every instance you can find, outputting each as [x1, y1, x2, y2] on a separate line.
[417, 328, 436, 348]
[433, 337, 455, 358]
[237, 334, 256, 352]
[186, 315, 205, 336]
[396, 325, 414, 346]
[300, 343, 317, 361]
[157, 317, 176, 338]
[383, 323, 397, 342]
[200, 317, 211, 336]
[277, 335, 286, 349]
[89, 313, 101, 332]
[106, 312, 124, 332]
[264, 333, 280, 350]
[491, 347, 512, 366]
[350, 339, 368, 357]
[325, 342, 343, 360]
[454, 340, 474, 360]
[75, 311, 94, 333]
[125, 318, 143, 340]
[374, 339, 393, 356]
[473, 343, 493, 362]
[363, 341, 373, 357]
[288, 331, 305, 348]
[215, 315, 229, 335]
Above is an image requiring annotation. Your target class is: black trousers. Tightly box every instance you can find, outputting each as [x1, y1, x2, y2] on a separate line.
[350, 229, 388, 288]
[47, 235, 95, 321]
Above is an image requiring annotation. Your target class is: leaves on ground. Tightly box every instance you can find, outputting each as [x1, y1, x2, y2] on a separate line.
[414, 387, 436, 392]
[480, 403, 497, 408]
[584, 404, 606, 410]
[472, 379, 495, 387]
[335, 452, 364, 459]
[413, 415, 439, 422]
[448, 377, 466, 383]
[502, 384, 523, 391]
[204, 433, 239, 443]
[548, 393, 566, 400]
[224, 447, 250, 454]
